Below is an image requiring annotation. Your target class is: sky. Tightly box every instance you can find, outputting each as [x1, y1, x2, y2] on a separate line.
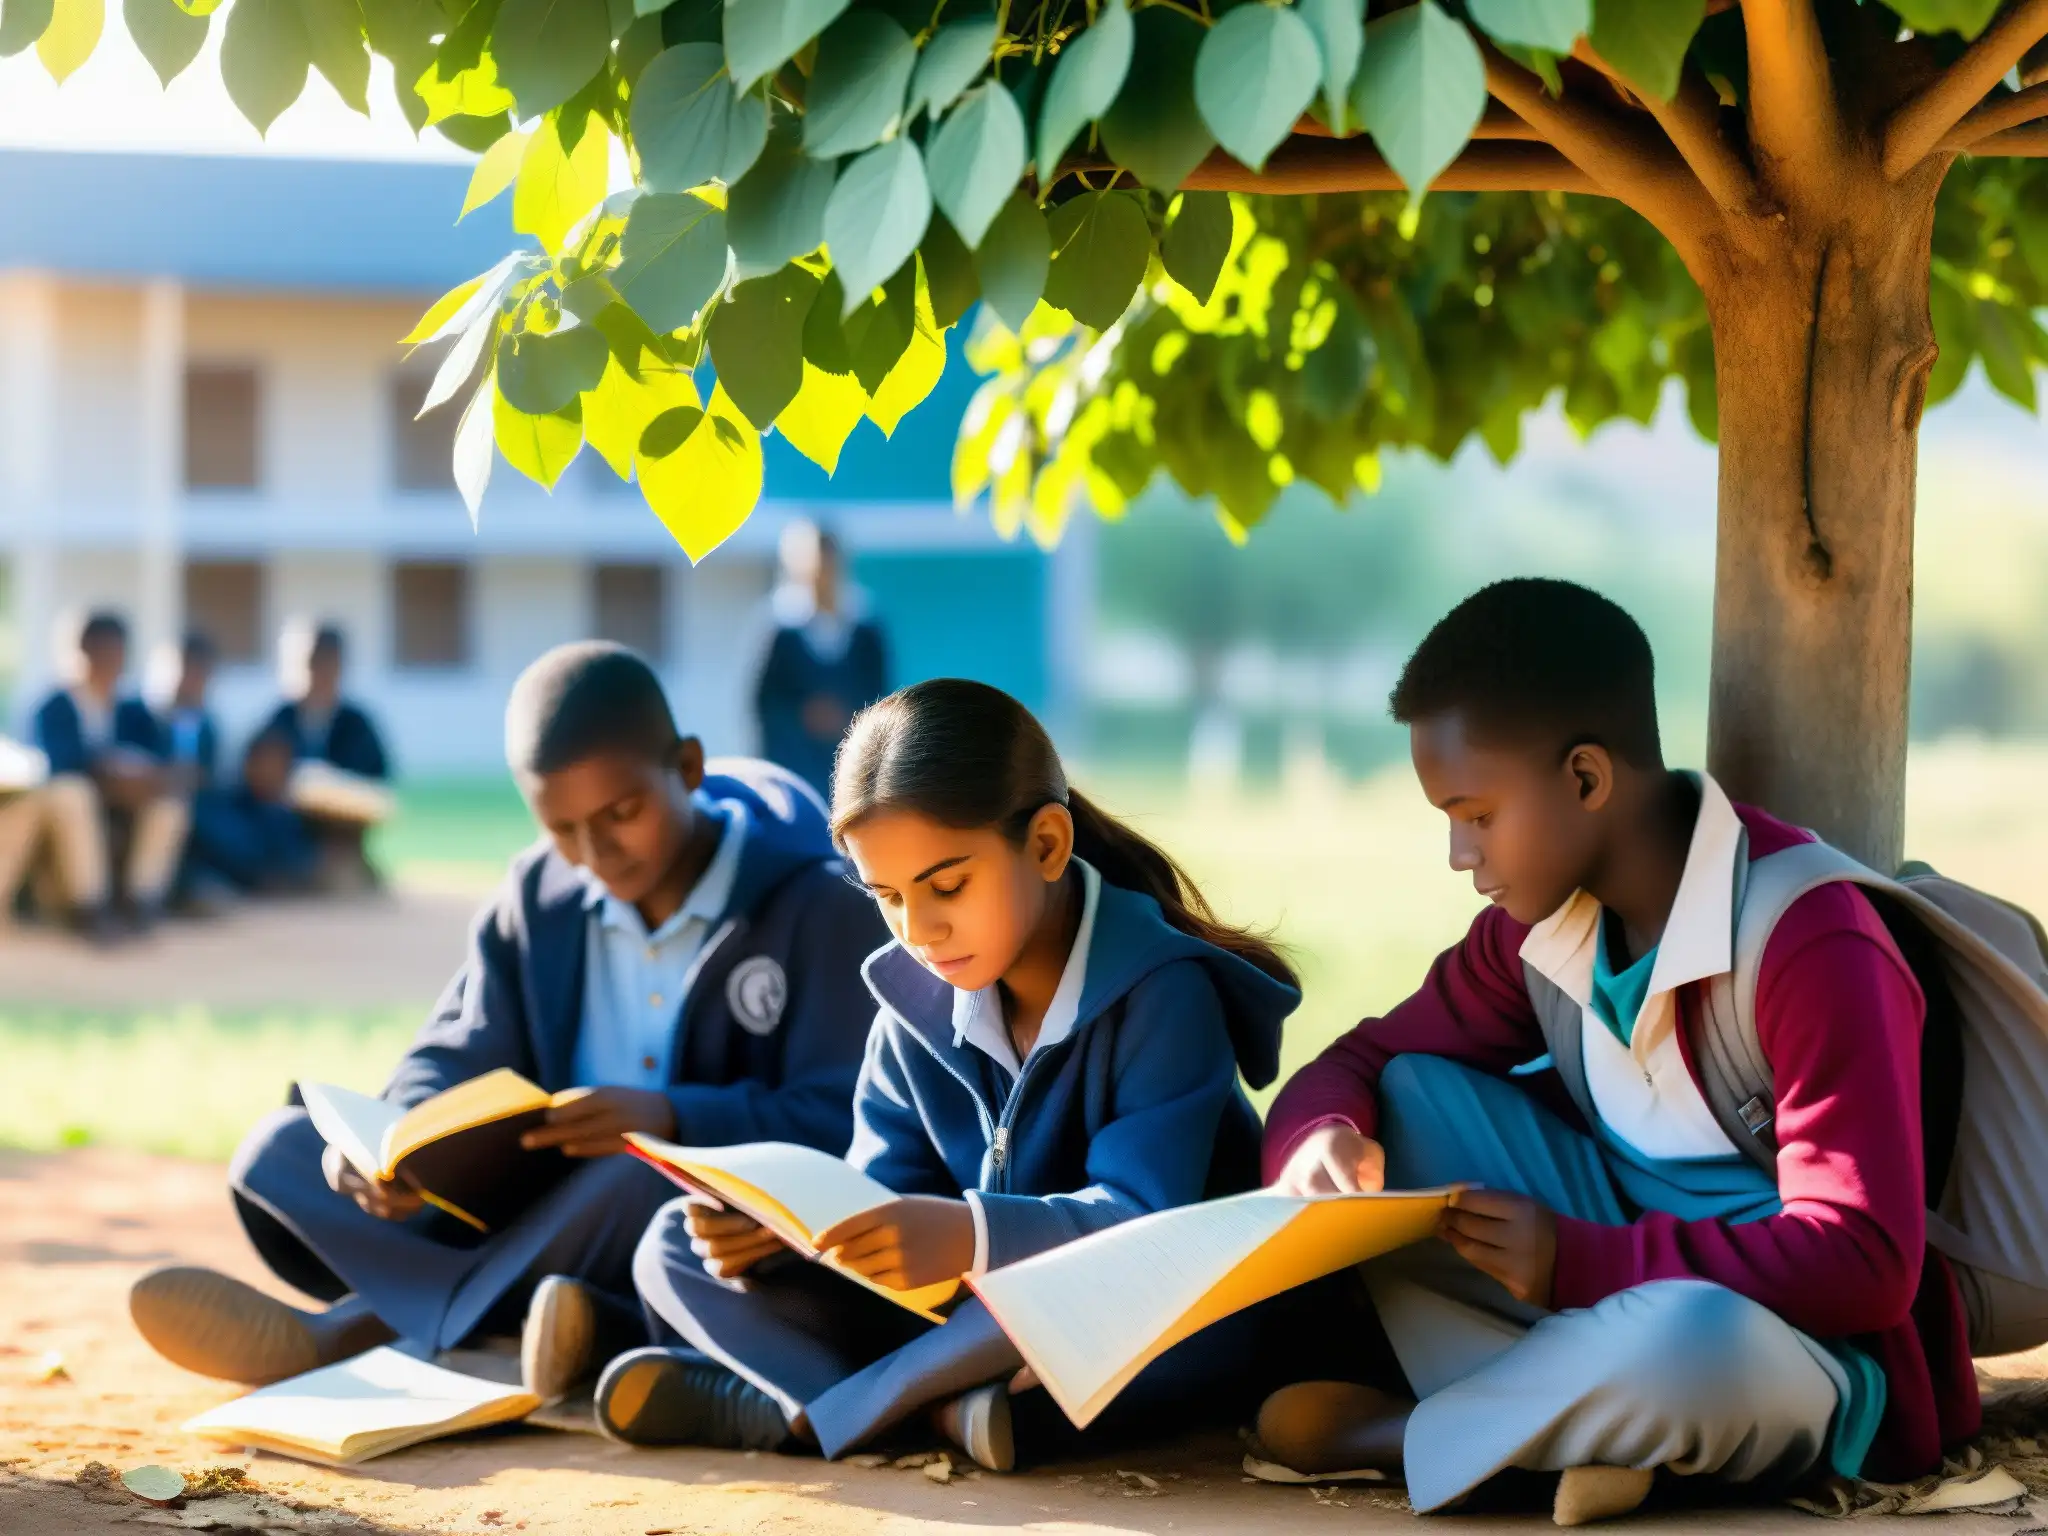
[0, 7, 468, 160]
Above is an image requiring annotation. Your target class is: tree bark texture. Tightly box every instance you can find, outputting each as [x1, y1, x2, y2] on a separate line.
[1697, 181, 1943, 871]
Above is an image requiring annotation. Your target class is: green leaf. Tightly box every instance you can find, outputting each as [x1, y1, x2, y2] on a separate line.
[1352, 0, 1483, 200]
[1099, 6, 1213, 191]
[497, 324, 611, 412]
[1467, 0, 1586, 54]
[1976, 301, 2041, 413]
[920, 213, 979, 328]
[437, 110, 517, 151]
[640, 403, 706, 455]
[220, 0, 311, 131]
[1043, 188, 1149, 329]
[513, 111, 609, 253]
[461, 126, 529, 217]
[974, 189, 1049, 332]
[1036, 0, 1131, 175]
[802, 10, 915, 157]
[495, 388, 584, 488]
[723, 0, 849, 93]
[844, 263, 916, 391]
[632, 43, 769, 192]
[1296, 0, 1362, 136]
[1586, 0, 1704, 103]
[925, 79, 1027, 248]
[299, 0, 369, 112]
[1161, 190, 1230, 305]
[708, 263, 819, 427]
[908, 11, 997, 120]
[640, 383, 762, 560]
[583, 358, 696, 473]
[615, 193, 731, 333]
[490, 0, 609, 117]
[867, 279, 944, 434]
[1300, 291, 1368, 421]
[1926, 275, 1975, 409]
[126, 0, 206, 83]
[1193, 3, 1320, 172]
[728, 133, 838, 276]
[0, 0, 53, 57]
[776, 362, 869, 471]
[803, 270, 855, 372]
[1887, 0, 2001, 40]
[415, 0, 517, 123]
[822, 137, 931, 316]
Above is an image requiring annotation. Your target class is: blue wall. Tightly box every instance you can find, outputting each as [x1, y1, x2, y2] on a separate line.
[852, 547, 1050, 714]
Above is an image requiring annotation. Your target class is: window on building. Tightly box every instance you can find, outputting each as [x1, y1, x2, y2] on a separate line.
[184, 365, 260, 490]
[391, 372, 459, 492]
[392, 561, 471, 669]
[592, 563, 668, 662]
[183, 561, 266, 664]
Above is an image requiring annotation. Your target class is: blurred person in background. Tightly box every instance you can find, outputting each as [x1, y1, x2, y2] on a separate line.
[754, 521, 889, 800]
[263, 621, 393, 893]
[157, 630, 223, 794]
[0, 735, 52, 927]
[183, 727, 317, 900]
[28, 611, 190, 941]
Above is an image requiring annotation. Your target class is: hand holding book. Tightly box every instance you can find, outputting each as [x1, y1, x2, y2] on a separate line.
[518, 1086, 677, 1158]
[811, 1196, 977, 1292]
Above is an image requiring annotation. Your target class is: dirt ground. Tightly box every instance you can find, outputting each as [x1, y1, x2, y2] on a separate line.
[3, 1152, 2046, 1536]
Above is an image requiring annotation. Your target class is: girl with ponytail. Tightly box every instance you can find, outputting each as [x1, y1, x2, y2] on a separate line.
[616, 679, 1308, 1471]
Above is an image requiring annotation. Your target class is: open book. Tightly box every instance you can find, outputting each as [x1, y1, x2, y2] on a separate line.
[301, 1068, 571, 1233]
[625, 1135, 962, 1322]
[969, 1184, 1458, 1428]
[183, 1347, 539, 1466]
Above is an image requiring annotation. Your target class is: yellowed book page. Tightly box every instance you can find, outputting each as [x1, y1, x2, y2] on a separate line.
[182, 1347, 539, 1463]
[383, 1068, 553, 1172]
[972, 1187, 1457, 1428]
[299, 1082, 401, 1185]
[625, 1136, 962, 1322]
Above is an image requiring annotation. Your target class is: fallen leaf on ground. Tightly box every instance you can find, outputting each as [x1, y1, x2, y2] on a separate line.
[122, 1465, 188, 1504]
[842, 1453, 890, 1468]
[34, 1350, 69, 1382]
[891, 1451, 944, 1469]
[923, 1455, 955, 1484]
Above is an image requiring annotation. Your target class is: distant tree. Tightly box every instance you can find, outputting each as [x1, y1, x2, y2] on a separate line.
[22, 0, 2048, 860]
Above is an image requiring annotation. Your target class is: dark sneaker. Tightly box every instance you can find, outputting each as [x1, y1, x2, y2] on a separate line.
[931, 1381, 1015, 1472]
[129, 1266, 392, 1384]
[594, 1347, 792, 1451]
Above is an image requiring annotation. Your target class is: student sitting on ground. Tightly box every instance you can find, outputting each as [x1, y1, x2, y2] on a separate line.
[262, 621, 393, 892]
[0, 735, 52, 926]
[130, 642, 887, 1403]
[184, 729, 318, 898]
[1255, 579, 1972, 1525]
[158, 631, 223, 794]
[29, 611, 191, 940]
[604, 678, 1319, 1472]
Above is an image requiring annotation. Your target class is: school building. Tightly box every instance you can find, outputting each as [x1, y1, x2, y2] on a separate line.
[0, 149, 1088, 774]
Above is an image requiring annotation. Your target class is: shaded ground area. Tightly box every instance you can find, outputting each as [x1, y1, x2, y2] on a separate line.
[4, 1151, 2046, 1536]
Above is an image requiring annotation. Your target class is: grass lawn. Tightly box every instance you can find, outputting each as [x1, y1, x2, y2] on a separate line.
[7, 741, 2048, 1160]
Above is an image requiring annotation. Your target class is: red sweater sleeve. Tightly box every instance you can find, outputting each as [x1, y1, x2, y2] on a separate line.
[1261, 904, 1543, 1183]
[1551, 885, 1928, 1338]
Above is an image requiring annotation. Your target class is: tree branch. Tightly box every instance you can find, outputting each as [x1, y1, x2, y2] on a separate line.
[1884, 0, 2048, 178]
[1482, 47, 1704, 228]
[1740, 0, 1843, 202]
[1574, 40, 1769, 216]
[1173, 139, 1611, 197]
[1472, 101, 1547, 141]
[1952, 121, 2048, 155]
[1940, 80, 2048, 146]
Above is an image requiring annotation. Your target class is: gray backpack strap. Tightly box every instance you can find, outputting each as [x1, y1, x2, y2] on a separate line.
[1523, 962, 1595, 1125]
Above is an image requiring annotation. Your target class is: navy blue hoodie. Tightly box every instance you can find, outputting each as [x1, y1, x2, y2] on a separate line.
[848, 873, 1299, 1270]
[383, 758, 885, 1153]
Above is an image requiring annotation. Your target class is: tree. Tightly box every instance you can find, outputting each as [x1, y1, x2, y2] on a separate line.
[24, 0, 2048, 862]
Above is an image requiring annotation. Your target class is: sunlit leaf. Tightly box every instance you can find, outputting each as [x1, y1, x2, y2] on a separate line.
[639, 382, 763, 559]
[776, 361, 869, 472]
[709, 262, 819, 427]
[494, 388, 584, 488]
[462, 126, 530, 217]
[513, 110, 610, 254]
[866, 279, 945, 435]
[299, 0, 370, 113]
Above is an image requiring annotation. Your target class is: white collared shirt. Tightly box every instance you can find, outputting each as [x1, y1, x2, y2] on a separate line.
[950, 859, 1101, 1080]
[1517, 773, 1747, 1162]
[569, 795, 748, 1090]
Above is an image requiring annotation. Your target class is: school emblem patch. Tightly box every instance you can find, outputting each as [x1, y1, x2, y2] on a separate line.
[727, 955, 788, 1037]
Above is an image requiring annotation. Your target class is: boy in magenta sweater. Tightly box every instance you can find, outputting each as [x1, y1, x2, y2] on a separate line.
[1258, 580, 1977, 1523]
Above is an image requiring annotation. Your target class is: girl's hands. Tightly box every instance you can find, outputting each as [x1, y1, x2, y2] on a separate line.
[322, 1142, 425, 1221]
[1439, 1189, 1558, 1307]
[686, 1203, 790, 1280]
[1273, 1124, 1387, 1196]
[812, 1196, 976, 1291]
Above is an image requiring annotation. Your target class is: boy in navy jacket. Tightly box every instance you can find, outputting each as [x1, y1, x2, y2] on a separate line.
[30, 611, 190, 936]
[131, 643, 885, 1399]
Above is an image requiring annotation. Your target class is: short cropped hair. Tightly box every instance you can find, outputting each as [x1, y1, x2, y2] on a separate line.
[182, 630, 218, 665]
[311, 625, 345, 661]
[79, 611, 127, 650]
[1390, 578, 1663, 768]
[505, 641, 681, 777]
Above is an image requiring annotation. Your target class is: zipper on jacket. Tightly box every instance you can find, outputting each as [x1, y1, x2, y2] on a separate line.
[991, 1125, 1010, 1176]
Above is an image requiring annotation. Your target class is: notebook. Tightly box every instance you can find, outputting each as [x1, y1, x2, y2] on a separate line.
[968, 1184, 1458, 1427]
[182, 1347, 541, 1466]
[624, 1134, 963, 1322]
[301, 1068, 572, 1233]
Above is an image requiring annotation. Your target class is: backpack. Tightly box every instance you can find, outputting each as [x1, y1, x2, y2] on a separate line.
[1527, 838, 2048, 1357]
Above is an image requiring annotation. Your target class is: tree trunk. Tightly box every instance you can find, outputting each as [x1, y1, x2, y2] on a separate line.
[1701, 199, 1941, 872]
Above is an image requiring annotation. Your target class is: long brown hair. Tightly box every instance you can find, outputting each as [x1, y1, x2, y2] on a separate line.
[830, 678, 1296, 988]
